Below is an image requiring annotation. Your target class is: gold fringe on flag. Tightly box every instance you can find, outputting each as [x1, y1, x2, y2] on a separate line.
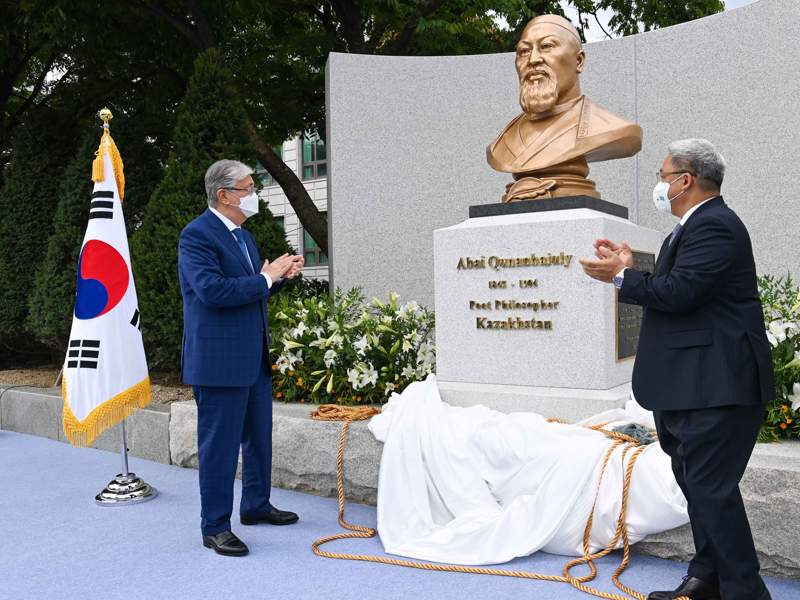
[62, 375, 151, 446]
[91, 128, 126, 201]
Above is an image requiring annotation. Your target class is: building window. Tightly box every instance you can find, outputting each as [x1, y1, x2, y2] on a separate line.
[302, 223, 328, 267]
[255, 145, 283, 186]
[301, 132, 326, 180]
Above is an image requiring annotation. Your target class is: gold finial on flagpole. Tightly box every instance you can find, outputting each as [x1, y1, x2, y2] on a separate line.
[98, 107, 113, 128]
[91, 107, 125, 199]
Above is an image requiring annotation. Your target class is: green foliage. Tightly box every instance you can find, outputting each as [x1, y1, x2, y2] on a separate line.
[0, 108, 78, 355]
[757, 275, 800, 442]
[269, 288, 435, 405]
[25, 133, 95, 350]
[131, 48, 291, 371]
[593, 0, 725, 37]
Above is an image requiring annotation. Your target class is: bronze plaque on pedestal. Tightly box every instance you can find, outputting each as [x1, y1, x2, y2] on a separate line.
[616, 250, 655, 360]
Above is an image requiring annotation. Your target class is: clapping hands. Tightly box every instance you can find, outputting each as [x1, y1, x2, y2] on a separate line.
[579, 238, 634, 283]
[261, 254, 305, 281]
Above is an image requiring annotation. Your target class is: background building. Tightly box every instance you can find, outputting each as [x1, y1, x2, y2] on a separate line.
[256, 132, 329, 281]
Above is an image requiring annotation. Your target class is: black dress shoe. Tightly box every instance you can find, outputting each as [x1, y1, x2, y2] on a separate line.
[240, 507, 299, 526]
[202, 530, 249, 556]
[648, 576, 720, 600]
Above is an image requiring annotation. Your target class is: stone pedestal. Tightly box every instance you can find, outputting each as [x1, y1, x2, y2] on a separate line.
[433, 201, 662, 418]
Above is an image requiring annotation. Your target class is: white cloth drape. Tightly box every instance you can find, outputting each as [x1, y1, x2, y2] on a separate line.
[368, 375, 688, 565]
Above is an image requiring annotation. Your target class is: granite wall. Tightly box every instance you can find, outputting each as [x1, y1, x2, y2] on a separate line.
[327, 0, 799, 307]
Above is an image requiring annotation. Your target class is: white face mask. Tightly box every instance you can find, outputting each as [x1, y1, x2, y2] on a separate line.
[652, 175, 687, 214]
[237, 192, 260, 219]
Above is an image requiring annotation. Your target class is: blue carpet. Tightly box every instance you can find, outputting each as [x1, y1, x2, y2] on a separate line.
[1, 430, 797, 600]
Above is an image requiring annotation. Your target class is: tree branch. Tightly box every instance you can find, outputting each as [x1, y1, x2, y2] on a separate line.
[330, 0, 366, 52]
[243, 114, 328, 254]
[184, 0, 217, 49]
[11, 51, 59, 122]
[384, 0, 447, 55]
[125, 0, 208, 51]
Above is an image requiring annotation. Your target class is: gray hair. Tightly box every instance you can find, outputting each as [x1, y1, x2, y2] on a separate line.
[204, 159, 254, 207]
[667, 138, 726, 190]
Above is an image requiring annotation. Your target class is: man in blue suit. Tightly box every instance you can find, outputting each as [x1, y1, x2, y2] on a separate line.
[580, 139, 774, 600]
[179, 159, 304, 556]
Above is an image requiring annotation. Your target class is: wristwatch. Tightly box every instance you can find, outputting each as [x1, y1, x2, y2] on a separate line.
[613, 268, 627, 290]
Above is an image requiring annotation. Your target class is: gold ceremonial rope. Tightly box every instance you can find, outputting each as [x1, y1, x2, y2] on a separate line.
[91, 107, 125, 201]
[310, 406, 689, 600]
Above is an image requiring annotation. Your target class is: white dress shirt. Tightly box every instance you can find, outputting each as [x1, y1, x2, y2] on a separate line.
[209, 206, 274, 288]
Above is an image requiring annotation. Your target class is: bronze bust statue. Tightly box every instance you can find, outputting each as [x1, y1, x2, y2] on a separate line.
[487, 15, 642, 202]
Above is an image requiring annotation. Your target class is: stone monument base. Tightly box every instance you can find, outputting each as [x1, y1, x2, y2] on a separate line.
[433, 198, 663, 413]
[437, 379, 632, 422]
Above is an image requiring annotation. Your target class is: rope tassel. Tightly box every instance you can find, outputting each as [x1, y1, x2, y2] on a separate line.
[91, 128, 125, 201]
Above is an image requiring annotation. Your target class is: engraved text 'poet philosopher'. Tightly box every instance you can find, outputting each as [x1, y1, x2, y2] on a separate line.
[487, 15, 642, 202]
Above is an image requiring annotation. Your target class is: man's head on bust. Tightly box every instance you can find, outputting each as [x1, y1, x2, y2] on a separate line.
[515, 15, 585, 116]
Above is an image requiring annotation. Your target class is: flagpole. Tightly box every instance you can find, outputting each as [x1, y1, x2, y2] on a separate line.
[89, 107, 157, 507]
[95, 419, 157, 506]
[119, 420, 130, 476]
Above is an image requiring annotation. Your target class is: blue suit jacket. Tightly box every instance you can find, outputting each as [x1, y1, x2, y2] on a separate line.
[178, 209, 284, 387]
[619, 196, 775, 411]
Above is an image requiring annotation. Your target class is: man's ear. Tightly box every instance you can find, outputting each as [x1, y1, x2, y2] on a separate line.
[576, 49, 586, 74]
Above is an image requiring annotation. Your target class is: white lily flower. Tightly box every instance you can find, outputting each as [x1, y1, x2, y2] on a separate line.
[291, 322, 308, 338]
[399, 301, 420, 318]
[384, 383, 396, 396]
[347, 367, 362, 390]
[766, 320, 788, 347]
[276, 355, 291, 375]
[353, 335, 370, 355]
[402, 366, 416, 379]
[790, 383, 800, 412]
[324, 349, 337, 368]
[361, 364, 378, 387]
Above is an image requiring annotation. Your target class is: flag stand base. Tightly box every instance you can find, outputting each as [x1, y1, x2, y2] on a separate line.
[95, 473, 158, 506]
[95, 419, 158, 506]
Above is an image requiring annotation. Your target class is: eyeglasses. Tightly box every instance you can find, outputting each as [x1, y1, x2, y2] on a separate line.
[224, 185, 257, 194]
[655, 170, 694, 183]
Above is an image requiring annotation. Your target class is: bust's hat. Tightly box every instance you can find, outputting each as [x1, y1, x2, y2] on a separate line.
[528, 15, 582, 46]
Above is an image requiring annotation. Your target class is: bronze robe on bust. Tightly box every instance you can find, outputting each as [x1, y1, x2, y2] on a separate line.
[487, 96, 642, 201]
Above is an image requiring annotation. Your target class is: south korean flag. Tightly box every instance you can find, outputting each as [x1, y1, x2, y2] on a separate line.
[62, 124, 151, 446]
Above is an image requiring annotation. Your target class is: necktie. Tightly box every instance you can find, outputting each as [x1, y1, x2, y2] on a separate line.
[232, 228, 254, 273]
[668, 223, 683, 246]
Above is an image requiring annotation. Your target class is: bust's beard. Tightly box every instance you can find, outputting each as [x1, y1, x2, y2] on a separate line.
[519, 69, 559, 115]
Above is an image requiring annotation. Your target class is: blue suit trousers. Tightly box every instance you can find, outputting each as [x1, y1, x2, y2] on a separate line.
[193, 358, 273, 536]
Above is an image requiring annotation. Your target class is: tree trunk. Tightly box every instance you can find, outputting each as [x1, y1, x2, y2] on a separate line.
[244, 116, 329, 254]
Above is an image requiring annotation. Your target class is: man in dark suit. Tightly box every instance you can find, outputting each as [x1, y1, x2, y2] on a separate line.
[580, 139, 774, 600]
[179, 159, 304, 556]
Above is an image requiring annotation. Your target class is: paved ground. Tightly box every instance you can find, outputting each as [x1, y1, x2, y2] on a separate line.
[1, 430, 797, 600]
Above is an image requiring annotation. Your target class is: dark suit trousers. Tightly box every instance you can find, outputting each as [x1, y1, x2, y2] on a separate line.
[654, 405, 767, 600]
[193, 359, 273, 536]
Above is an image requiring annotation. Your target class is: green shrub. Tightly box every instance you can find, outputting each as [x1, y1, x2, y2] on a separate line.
[0, 108, 78, 358]
[26, 134, 96, 350]
[269, 288, 435, 405]
[758, 274, 800, 441]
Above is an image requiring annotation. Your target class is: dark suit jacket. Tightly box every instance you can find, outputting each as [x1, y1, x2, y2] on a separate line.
[178, 209, 284, 387]
[619, 196, 775, 411]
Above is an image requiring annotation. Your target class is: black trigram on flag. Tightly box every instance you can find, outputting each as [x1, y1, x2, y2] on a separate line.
[67, 339, 101, 368]
[130, 308, 141, 330]
[89, 190, 114, 220]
